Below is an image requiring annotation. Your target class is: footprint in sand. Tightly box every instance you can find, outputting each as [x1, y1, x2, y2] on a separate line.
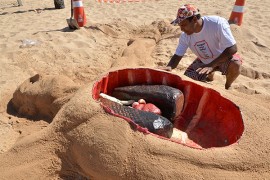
[241, 66, 270, 80]
[232, 84, 259, 95]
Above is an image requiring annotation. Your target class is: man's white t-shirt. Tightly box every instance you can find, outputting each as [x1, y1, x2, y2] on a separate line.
[175, 16, 236, 64]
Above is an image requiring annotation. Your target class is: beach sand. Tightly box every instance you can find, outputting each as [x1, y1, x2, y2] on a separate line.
[0, 0, 269, 179]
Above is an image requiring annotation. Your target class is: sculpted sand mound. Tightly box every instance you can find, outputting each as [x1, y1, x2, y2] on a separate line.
[0, 19, 269, 179]
[11, 74, 80, 121]
[50, 77, 268, 179]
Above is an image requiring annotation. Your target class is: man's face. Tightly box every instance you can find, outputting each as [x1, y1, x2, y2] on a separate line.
[178, 17, 196, 35]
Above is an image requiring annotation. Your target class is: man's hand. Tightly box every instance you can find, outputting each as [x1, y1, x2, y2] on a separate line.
[196, 66, 214, 75]
[157, 66, 172, 72]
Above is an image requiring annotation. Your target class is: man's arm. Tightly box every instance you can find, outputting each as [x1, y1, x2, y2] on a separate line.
[160, 54, 183, 71]
[196, 44, 237, 74]
[167, 54, 183, 69]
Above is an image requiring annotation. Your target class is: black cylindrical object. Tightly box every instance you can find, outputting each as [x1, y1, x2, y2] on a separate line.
[101, 98, 173, 138]
[112, 85, 184, 122]
[54, 0, 65, 9]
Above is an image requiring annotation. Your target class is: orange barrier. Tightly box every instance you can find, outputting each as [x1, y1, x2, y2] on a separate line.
[73, 0, 87, 27]
[229, 0, 245, 26]
[92, 68, 244, 149]
[96, 0, 143, 3]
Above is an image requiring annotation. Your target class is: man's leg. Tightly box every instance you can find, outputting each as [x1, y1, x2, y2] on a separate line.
[225, 60, 241, 89]
[184, 59, 208, 81]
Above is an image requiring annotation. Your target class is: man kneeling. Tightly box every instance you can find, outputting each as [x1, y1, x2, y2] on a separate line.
[160, 4, 242, 89]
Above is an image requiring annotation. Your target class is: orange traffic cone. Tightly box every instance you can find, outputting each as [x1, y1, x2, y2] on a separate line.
[73, 0, 87, 27]
[228, 0, 245, 26]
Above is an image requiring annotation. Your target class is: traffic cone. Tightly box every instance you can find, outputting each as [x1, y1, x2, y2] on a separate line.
[228, 0, 245, 26]
[73, 0, 87, 27]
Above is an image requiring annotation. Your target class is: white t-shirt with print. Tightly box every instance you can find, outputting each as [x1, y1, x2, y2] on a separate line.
[175, 16, 236, 64]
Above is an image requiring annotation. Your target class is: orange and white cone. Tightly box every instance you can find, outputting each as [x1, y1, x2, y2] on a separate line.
[228, 0, 245, 26]
[73, 0, 87, 27]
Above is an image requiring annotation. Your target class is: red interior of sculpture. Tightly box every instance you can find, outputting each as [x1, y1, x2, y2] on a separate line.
[92, 68, 244, 149]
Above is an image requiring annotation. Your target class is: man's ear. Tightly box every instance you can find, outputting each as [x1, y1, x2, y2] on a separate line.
[192, 16, 198, 22]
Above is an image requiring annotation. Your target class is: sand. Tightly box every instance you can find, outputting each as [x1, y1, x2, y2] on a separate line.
[0, 0, 269, 179]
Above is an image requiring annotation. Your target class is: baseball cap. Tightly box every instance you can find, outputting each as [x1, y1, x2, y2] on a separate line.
[171, 4, 200, 25]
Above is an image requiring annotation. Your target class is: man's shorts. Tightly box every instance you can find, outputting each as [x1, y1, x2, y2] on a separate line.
[184, 54, 242, 81]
